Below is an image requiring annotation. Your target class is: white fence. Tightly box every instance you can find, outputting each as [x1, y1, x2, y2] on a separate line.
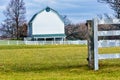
[0, 40, 120, 47]
[0, 40, 87, 45]
[25, 40, 87, 45]
[87, 18, 120, 71]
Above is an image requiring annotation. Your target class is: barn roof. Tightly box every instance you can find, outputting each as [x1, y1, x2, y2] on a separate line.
[29, 6, 65, 24]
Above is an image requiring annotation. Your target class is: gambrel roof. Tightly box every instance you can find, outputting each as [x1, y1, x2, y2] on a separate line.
[29, 6, 65, 24]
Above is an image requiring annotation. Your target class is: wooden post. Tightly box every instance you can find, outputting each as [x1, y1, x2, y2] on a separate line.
[87, 20, 94, 69]
[87, 18, 99, 70]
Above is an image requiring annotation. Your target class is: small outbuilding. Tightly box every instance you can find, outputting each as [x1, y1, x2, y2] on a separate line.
[28, 7, 66, 41]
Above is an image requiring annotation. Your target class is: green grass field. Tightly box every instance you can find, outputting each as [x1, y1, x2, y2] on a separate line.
[0, 45, 120, 80]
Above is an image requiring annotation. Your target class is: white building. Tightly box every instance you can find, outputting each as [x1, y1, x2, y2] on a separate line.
[28, 7, 66, 41]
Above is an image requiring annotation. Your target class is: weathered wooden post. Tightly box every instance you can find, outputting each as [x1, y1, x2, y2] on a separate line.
[87, 20, 94, 69]
[87, 18, 98, 70]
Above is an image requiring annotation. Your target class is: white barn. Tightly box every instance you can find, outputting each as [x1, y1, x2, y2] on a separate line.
[28, 7, 66, 41]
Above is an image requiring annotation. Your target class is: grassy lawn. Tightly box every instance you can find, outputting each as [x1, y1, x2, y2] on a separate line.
[0, 45, 120, 80]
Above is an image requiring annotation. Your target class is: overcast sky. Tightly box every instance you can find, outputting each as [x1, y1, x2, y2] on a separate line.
[0, 0, 114, 24]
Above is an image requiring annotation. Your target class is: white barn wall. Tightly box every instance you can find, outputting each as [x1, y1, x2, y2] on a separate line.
[32, 10, 64, 35]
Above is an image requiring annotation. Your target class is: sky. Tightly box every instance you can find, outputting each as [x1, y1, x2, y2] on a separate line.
[0, 0, 114, 24]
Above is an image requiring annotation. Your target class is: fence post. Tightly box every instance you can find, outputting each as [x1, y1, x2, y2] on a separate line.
[93, 18, 99, 70]
[8, 40, 10, 45]
[87, 18, 99, 70]
[17, 41, 19, 45]
[87, 20, 94, 69]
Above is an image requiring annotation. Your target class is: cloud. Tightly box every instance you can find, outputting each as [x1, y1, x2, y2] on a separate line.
[0, 0, 114, 24]
[25, 0, 85, 23]
[0, 5, 6, 11]
[0, 0, 8, 22]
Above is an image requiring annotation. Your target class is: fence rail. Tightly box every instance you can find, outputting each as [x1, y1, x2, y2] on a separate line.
[98, 40, 120, 47]
[98, 54, 120, 60]
[0, 40, 87, 45]
[0, 40, 120, 47]
[98, 30, 120, 36]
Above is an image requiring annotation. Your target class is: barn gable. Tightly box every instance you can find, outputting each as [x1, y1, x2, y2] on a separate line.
[28, 7, 66, 41]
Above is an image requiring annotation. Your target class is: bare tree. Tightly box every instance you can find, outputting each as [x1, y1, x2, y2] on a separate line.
[62, 15, 71, 26]
[19, 23, 27, 39]
[65, 23, 88, 40]
[98, 0, 120, 18]
[104, 13, 113, 19]
[1, 0, 26, 39]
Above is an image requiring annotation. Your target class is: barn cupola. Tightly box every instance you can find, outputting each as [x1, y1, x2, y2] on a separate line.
[46, 7, 51, 12]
